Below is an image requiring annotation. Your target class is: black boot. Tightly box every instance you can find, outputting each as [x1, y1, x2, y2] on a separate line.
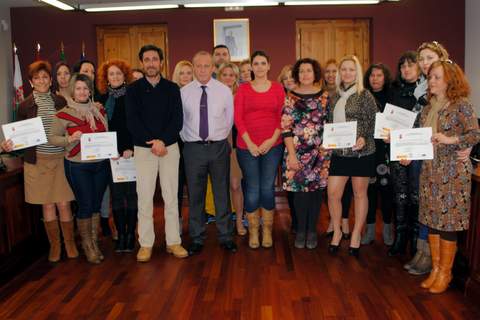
[407, 204, 420, 257]
[113, 210, 126, 252]
[100, 217, 112, 237]
[388, 203, 408, 256]
[125, 209, 137, 253]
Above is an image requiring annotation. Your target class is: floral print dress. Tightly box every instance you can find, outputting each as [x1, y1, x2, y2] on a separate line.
[281, 90, 331, 192]
[419, 99, 480, 231]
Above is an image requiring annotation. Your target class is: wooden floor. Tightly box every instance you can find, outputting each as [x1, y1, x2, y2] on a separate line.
[1, 198, 479, 320]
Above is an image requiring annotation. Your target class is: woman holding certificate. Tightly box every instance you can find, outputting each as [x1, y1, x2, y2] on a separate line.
[418, 60, 480, 294]
[235, 50, 285, 249]
[326, 55, 378, 257]
[50, 73, 110, 264]
[1, 61, 77, 263]
[281, 58, 330, 249]
[97, 59, 137, 253]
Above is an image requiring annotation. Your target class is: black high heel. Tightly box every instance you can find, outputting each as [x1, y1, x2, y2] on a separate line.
[348, 246, 360, 258]
[325, 230, 334, 238]
[328, 231, 343, 255]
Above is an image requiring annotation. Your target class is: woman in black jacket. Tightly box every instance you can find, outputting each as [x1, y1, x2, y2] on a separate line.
[97, 59, 137, 252]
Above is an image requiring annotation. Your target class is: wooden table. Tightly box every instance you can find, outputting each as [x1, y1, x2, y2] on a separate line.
[0, 156, 46, 287]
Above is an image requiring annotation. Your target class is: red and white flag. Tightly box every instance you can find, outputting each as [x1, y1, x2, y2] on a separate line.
[13, 45, 24, 120]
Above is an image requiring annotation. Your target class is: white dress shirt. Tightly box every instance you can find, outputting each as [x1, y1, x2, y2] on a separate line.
[180, 78, 234, 142]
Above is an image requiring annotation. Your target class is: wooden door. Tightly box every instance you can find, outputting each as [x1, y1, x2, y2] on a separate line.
[97, 24, 169, 76]
[296, 19, 370, 69]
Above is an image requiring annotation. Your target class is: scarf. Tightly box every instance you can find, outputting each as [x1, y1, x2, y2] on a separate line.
[333, 83, 356, 123]
[105, 85, 127, 121]
[69, 99, 107, 131]
[424, 95, 448, 134]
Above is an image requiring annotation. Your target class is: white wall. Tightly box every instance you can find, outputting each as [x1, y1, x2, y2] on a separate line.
[466, 0, 480, 116]
[0, 6, 12, 128]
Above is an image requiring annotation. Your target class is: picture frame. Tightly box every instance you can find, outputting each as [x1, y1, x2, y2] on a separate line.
[213, 18, 250, 62]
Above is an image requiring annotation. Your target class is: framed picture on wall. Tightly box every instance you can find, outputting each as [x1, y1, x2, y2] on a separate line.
[213, 18, 250, 62]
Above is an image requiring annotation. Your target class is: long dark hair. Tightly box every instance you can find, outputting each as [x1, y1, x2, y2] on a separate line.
[364, 63, 392, 92]
[52, 61, 71, 93]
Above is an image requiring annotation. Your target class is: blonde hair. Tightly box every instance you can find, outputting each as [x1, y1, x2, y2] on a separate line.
[417, 41, 449, 61]
[336, 55, 364, 94]
[217, 62, 240, 94]
[172, 60, 193, 86]
[277, 65, 293, 83]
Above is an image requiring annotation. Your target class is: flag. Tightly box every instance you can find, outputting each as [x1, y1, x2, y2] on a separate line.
[80, 41, 85, 60]
[13, 45, 24, 120]
[60, 41, 66, 61]
[35, 43, 41, 61]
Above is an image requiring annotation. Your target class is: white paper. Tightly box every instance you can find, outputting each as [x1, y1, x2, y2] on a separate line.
[390, 127, 434, 161]
[80, 132, 118, 161]
[374, 104, 418, 139]
[323, 121, 357, 149]
[1, 117, 47, 151]
[110, 157, 137, 183]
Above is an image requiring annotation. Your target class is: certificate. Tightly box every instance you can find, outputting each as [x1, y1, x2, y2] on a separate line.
[374, 104, 417, 139]
[390, 127, 433, 161]
[110, 157, 137, 183]
[1, 117, 47, 151]
[80, 132, 118, 161]
[323, 121, 357, 149]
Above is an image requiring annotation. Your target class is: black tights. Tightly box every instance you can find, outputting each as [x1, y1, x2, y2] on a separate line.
[429, 228, 457, 241]
[293, 190, 322, 235]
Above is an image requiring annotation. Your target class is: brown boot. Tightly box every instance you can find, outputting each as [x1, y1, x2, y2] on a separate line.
[421, 234, 440, 289]
[429, 239, 457, 294]
[44, 220, 61, 262]
[77, 218, 101, 264]
[60, 220, 79, 258]
[91, 213, 104, 260]
[247, 210, 260, 249]
[261, 209, 274, 248]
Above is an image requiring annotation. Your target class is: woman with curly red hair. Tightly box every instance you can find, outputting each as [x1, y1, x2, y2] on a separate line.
[418, 60, 480, 293]
[97, 59, 137, 253]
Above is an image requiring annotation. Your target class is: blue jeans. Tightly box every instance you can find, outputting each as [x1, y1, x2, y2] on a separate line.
[64, 159, 109, 219]
[237, 144, 283, 213]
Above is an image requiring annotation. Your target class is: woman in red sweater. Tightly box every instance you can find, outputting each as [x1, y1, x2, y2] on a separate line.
[235, 51, 285, 249]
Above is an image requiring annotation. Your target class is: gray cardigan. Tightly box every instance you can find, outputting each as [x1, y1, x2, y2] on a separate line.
[328, 89, 378, 157]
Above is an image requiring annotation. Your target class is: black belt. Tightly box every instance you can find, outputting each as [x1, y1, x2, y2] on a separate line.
[190, 140, 223, 145]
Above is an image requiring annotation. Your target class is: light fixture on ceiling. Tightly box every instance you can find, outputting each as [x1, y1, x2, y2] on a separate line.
[81, 1, 179, 12]
[284, 0, 380, 5]
[39, 0, 75, 10]
[184, 2, 279, 8]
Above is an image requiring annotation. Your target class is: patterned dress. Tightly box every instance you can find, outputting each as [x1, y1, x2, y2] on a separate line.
[419, 99, 480, 231]
[281, 90, 331, 192]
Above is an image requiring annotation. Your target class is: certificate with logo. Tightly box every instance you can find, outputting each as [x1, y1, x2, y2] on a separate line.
[80, 132, 118, 160]
[323, 121, 357, 149]
[374, 104, 417, 139]
[1, 117, 47, 150]
[390, 127, 433, 161]
[110, 157, 137, 183]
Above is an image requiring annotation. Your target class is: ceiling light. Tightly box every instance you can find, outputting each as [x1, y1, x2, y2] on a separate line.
[81, 1, 179, 12]
[39, 0, 74, 10]
[184, 2, 279, 8]
[285, 0, 380, 5]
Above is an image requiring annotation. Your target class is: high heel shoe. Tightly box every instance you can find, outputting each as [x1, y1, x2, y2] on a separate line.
[325, 230, 334, 238]
[348, 246, 360, 258]
[328, 231, 343, 255]
[342, 233, 351, 240]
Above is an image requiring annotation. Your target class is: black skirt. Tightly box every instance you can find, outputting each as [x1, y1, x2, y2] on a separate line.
[329, 154, 376, 177]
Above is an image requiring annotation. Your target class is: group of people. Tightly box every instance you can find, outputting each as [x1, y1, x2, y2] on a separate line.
[1, 40, 479, 295]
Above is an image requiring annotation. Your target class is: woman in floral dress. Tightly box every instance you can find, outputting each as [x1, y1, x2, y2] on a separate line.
[281, 58, 331, 249]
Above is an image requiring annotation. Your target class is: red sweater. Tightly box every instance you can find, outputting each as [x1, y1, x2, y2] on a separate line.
[234, 81, 285, 150]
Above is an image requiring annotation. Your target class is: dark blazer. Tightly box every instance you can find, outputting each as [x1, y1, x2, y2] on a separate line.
[16, 93, 67, 164]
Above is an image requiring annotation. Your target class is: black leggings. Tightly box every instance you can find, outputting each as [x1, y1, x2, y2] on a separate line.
[293, 190, 322, 234]
[429, 228, 457, 241]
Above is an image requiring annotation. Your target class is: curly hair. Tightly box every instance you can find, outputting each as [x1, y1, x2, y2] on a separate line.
[427, 60, 470, 104]
[96, 59, 133, 94]
[28, 60, 52, 80]
[364, 63, 392, 91]
[292, 58, 322, 84]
